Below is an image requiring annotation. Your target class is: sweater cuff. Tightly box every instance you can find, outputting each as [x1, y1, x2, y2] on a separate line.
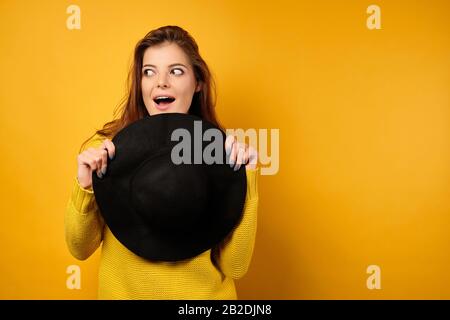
[245, 167, 259, 200]
[71, 177, 97, 214]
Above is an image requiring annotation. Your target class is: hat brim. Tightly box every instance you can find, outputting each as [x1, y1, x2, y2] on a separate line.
[92, 113, 247, 262]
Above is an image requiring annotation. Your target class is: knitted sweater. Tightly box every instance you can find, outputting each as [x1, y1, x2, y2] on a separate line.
[65, 136, 259, 299]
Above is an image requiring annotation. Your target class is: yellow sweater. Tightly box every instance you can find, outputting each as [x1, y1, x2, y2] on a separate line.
[65, 137, 259, 300]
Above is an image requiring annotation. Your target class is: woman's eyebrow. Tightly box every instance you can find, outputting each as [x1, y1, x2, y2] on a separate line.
[142, 63, 187, 69]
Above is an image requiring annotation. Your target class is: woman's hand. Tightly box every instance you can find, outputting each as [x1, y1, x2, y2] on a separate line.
[225, 135, 258, 171]
[77, 138, 116, 189]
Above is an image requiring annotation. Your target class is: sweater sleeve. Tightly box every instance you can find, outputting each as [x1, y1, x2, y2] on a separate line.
[64, 137, 105, 261]
[217, 167, 259, 279]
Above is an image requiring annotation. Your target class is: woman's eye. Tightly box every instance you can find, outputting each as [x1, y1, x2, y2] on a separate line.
[171, 68, 184, 75]
[143, 68, 183, 76]
[143, 69, 155, 76]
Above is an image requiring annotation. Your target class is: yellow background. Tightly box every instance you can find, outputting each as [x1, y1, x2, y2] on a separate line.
[0, 0, 449, 299]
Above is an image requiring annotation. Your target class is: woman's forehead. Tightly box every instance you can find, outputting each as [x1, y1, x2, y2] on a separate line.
[143, 43, 189, 66]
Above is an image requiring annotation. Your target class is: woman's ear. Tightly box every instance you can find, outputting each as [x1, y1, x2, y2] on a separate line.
[195, 82, 202, 92]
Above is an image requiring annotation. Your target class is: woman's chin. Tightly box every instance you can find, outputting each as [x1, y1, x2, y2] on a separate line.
[148, 106, 189, 116]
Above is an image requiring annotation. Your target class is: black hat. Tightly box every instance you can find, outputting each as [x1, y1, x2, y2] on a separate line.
[92, 113, 247, 262]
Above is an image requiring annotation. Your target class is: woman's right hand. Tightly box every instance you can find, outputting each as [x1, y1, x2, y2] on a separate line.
[77, 139, 116, 189]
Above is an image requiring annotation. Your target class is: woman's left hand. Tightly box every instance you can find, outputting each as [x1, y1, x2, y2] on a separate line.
[225, 135, 258, 171]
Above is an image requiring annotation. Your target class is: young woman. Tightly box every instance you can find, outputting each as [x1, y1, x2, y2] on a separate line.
[65, 25, 259, 299]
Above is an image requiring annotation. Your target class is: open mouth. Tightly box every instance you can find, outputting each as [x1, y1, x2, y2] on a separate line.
[153, 96, 176, 106]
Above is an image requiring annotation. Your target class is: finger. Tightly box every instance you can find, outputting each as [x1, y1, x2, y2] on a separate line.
[234, 146, 245, 171]
[86, 149, 103, 178]
[77, 152, 94, 169]
[99, 147, 108, 176]
[242, 145, 249, 165]
[229, 139, 237, 167]
[95, 150, 104, 178]
[235, 143, 246, 164]
[225, 135, 235, 155]
[80, 151, 99, 172]
[103, 138, 116, 160]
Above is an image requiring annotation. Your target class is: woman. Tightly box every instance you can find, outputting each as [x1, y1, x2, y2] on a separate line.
[65, 25, 259, 299]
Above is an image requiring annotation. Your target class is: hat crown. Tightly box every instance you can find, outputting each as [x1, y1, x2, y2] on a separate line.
[130, 150, 209, 235]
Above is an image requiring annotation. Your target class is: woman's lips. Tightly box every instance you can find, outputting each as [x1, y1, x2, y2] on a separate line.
[154, 99, 175, 111]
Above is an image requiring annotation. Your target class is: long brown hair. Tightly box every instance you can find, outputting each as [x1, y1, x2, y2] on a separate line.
[80, 25, 222, 152]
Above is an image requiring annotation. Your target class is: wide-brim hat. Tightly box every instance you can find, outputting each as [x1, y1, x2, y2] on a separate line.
[92, 113, 247, 262]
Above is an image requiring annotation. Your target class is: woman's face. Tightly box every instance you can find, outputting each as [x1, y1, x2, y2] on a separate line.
[141, 42, 201, 116]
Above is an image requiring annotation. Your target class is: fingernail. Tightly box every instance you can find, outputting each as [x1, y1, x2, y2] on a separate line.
[229, 160, 234, 168]
[109, 153, 114, 160]
[102, 167, 106, 175]
[98, 172, 103, 179]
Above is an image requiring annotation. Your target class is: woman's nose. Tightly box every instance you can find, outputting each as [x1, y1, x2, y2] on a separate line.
[157, 75, 169, 88]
